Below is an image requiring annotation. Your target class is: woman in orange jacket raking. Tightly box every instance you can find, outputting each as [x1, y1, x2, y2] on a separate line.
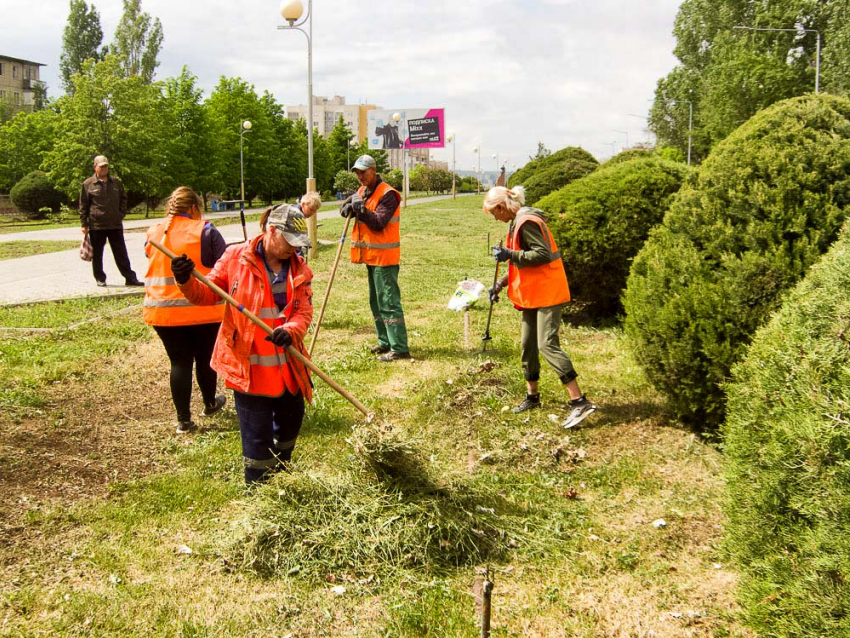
[143, 186, 227, 434]
[484, 185, 597, 430]
[170, 204, 314, 484]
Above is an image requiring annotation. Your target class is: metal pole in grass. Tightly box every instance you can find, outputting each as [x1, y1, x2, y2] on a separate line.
[474, 566, 494, 637]
[148, 238, 372, 419]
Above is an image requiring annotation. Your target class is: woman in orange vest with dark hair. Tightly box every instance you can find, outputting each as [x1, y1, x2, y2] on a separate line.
[484, 185, 597, 429]
[170, 204, 314, 484]
[144, 186, 227, 434]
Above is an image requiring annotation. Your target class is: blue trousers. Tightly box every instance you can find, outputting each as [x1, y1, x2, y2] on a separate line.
[234, 390, 304, 484]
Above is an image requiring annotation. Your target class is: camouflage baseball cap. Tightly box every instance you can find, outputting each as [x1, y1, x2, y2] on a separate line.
[268, 204, 311, 248]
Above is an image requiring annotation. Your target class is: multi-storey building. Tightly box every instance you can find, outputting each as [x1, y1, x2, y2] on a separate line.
[285, 95, 377, 140]
[0, 55, 46, 108]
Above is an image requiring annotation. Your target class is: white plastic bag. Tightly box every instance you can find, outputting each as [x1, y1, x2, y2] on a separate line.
[447, 279, 486, 311]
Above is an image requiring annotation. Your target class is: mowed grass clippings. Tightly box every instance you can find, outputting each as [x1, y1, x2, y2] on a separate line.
[0, 195, 747, 637]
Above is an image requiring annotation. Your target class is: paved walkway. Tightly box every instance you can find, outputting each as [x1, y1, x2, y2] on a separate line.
[0, 193, 472, 306]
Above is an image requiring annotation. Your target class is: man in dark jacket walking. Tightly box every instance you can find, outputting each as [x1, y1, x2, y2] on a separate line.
[79, 155, 143, 287]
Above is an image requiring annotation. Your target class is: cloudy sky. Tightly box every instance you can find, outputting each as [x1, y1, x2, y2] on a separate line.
[5, 0, 683, 171]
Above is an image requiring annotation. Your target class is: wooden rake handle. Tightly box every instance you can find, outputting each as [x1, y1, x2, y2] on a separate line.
[309, 213, 353, 357]
[148, 238, 372, 418]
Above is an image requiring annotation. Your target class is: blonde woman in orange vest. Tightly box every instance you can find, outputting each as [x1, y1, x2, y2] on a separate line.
[484, 185, 597, 429]
[343, 154, 410, 361]
[144, 187, 227, 434]
[170, 205, 314, 484]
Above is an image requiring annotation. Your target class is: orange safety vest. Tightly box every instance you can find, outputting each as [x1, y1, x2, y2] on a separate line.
[350, 180, 401, 266]
[143, 217, 225, 326]
[242, 262, 312, 399]
[506, 212, 571, 310]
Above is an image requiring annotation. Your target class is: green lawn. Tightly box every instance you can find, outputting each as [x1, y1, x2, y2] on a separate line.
[0, 240, 80, 260]
[0, 195, 744, 637]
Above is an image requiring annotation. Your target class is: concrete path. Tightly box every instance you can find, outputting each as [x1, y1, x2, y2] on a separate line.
[0, 193, 473, 306]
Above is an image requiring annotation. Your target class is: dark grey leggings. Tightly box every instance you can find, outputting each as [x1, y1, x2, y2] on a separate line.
[153, 323, 220, 422]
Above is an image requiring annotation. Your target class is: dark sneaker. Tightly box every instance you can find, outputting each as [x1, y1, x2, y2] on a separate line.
[125, 280, 144, 287]
[370, 344, 391, 354]
[512, 395, 541, 413]
[378, 351, 411, 362]
[561, 397, 597, 429]
[96, 280, 107, 287]
[176, 420, 197, 434]
[203, 394, 226, 416]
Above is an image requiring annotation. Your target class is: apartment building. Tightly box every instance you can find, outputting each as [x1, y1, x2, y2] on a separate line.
[285, 95, 377, 140]
[0, 55, 46, 107]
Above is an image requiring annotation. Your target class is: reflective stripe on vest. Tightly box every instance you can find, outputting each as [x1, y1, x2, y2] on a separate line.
[506, 211, 571, 309]
[143, 217, 225, 326]
[350, 181, 401, 266]
[245, 269, 305, 397]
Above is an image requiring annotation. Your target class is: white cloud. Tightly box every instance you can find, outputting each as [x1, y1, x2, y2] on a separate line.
[4, 0, 682, 168]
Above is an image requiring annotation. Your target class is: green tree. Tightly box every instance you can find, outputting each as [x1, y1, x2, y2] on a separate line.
[259, 91, 304, 202]
[205, 77, 278, 204]
[0, 108, 60, 192]
[651, 0, 847, 158]
[327, 114, 354, 174]
[59, 0, 104, 94]
[42, 55, 168, 200]
[112, 0, 164, 83]
[10, 171, 65, 218]
[529, 141, 551, 162]
[160, 66, 219, 201]
[333, 169, 358, 193]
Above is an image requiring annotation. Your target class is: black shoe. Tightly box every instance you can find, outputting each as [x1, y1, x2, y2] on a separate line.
[512, 395, 541, 413]
[125, 280, 144, 287]
[378, 351, 411, 362]
[370, 344, 391, 354]
[96, 280, 107, 287]
[203, 394, 226, 416]
[175, 420, 196, 434]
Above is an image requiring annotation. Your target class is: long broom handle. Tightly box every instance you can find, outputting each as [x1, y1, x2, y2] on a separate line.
[148, 239, 371, 418]
[308, 214, 353, 357]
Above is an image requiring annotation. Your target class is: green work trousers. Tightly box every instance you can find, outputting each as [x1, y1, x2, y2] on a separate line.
[367, 264, 409, 354]
[520, 304, 576, 384]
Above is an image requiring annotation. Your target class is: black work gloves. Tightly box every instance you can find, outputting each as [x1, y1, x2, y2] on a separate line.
[265, 326, 293, 348]
[340, 193, 365, 218]
[488, 283, 503, 304]
[171, 254, 195, 284]
[492, 245, 512, 263]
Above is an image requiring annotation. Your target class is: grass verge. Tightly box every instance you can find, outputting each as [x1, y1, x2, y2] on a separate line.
[0, 195, 747, 637]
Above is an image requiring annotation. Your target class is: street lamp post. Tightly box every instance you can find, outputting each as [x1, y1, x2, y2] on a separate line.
[392, 112, 408, 209]
[347, 138, 358, 171]
[239, 120, 252, 240]
[733, 25, 820, 94]
[473, 146, 481, 194]
[447, 133, 456, 199]
[278, 0, 317, 259]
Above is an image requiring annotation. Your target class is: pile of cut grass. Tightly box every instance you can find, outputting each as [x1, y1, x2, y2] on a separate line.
[230, 459, 532, 581]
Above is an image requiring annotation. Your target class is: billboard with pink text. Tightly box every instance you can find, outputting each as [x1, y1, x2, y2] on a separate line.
[367, 109, 445, 150]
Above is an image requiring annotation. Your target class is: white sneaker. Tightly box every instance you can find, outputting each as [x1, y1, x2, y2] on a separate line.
[561, 400, 597, 429]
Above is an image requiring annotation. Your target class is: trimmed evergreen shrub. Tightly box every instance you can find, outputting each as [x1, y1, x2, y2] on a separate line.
[723, 223, 850, 636]
[522, 157, 598, 206]
[10, 171, 64, 219]
[604, 148, 654, 166]
[507, 146, 597, 190]
[623, 93, 850, 429]
[539, 157, 691, 318]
